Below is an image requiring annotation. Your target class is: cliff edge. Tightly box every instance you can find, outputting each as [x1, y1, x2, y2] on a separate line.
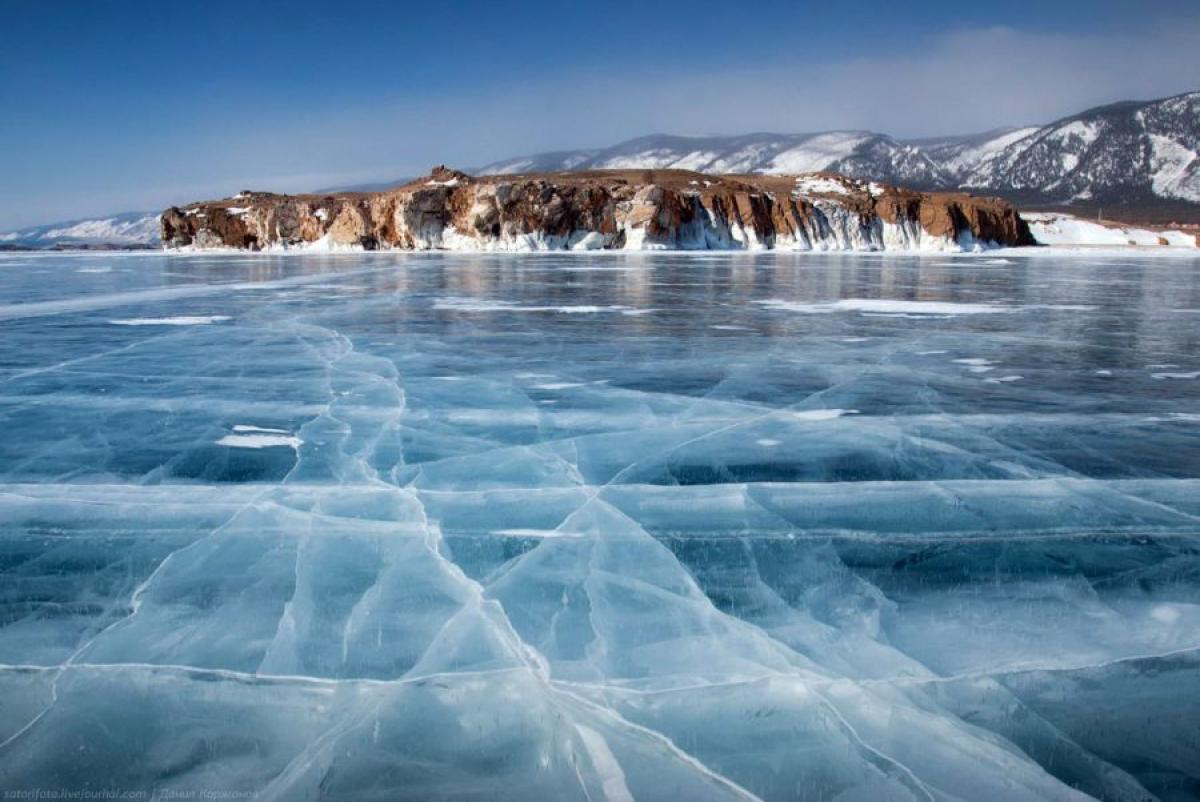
[161, 167, 1035, 252]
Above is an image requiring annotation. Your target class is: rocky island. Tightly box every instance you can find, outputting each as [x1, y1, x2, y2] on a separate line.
[161, 167, 1034, 252]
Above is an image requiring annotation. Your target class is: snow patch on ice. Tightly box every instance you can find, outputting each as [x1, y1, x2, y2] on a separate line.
[215, 433, 301, 449]
[109, 315, 231, 326]
[433, 297, 629, 314]
[758, 299, 1008, 316]
[232, 424, 291, 434]
[954, 358, 997, 374]
[791, 409, 859, 421]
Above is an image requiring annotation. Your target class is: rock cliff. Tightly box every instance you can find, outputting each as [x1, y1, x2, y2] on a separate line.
[161, 167, 1035, 252]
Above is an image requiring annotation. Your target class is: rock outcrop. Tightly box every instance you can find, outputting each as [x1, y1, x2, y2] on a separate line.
[161, 167, 1035, 252]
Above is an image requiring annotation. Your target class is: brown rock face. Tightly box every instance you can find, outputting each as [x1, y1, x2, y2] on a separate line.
[161, 169, 1035, 251]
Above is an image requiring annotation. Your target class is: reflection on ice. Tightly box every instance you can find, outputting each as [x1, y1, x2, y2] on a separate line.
[1, 250, 1199, 799]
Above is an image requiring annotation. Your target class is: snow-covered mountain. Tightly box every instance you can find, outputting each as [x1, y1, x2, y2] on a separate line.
[907, 127, 1043, 183]
[481, 92, 1200, 210]
[0, 211, 160, 249]
[483, 132, 952, 188]
[957, 92, 1200, 205]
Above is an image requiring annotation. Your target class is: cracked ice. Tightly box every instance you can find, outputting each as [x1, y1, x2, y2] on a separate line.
[1, 250, 1199, 800]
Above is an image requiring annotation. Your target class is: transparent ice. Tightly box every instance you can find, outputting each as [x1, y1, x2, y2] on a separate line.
[1, 250, 1199, 800]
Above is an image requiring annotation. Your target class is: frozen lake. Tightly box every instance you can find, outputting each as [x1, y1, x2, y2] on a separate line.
[1, 250, 1199, 800]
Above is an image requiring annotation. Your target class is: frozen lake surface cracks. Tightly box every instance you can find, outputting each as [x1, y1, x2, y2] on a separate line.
[1, 250, 1199, 801]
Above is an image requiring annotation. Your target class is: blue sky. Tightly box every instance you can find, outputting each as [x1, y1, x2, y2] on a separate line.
[2, 0, 1198, 228]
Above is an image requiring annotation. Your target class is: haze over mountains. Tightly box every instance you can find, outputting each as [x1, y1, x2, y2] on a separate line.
[3, 91, 1196, 249]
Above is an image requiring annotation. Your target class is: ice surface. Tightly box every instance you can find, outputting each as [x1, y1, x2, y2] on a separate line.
[1, 250, 1199, 800]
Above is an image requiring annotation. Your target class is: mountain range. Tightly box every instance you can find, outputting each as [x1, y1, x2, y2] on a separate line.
[2, 91, 1196, 248]
[480, 92, 1199, 212]
[0, 211, 160, 250]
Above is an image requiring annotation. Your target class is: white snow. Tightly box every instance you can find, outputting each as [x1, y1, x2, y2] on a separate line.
[256, 233, 369, 253]
[791, 409, 859, 421]
[433, 297, 629, 314]
[39, 214, 161, 245]
[758, 299, 1008, 316]
[1148, 134, 1200, 203]
[943, 127, 1040, 177]
[594, 150, 682, 170]
[766, 132, 871, 173]
[659, 150, 721, 171]
[218, 424, 300, 449]
[487, 158, 534, 174]
[232, 424, 291, 434]
[561, 153, 593, 169]
[1048, 121, 1100, 153]
[215, 433, 301, 449]
[108, 315, 231, 326]
[793, 176, 852, 196]
[1025, 213, 1196, 249]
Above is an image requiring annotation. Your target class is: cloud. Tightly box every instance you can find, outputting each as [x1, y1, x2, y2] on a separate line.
[447, 16, 1200, 142]
[224, 15, 1200, 172]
